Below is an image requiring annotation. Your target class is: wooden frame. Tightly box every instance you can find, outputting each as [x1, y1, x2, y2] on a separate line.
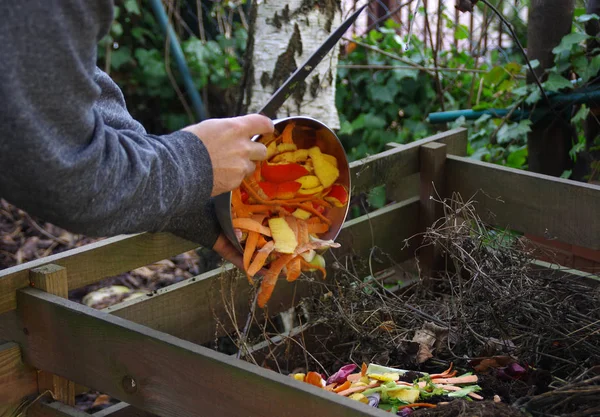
[1, 127, 599, 416]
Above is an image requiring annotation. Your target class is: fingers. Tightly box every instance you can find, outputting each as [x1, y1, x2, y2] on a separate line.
[247, 141, 267, 161]
[236, 114, 275, 136]
[244, 159, 257, 177]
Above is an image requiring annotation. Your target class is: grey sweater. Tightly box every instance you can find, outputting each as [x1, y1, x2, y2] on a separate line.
[0, 1, 221, 249]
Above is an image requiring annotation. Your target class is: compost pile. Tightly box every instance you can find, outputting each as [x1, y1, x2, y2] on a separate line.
[235, 195, 600, 417]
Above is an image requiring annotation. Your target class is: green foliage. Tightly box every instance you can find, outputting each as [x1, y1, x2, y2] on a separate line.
[97, 0, 246, 133]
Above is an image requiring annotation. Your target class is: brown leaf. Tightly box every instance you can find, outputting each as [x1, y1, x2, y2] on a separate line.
[91, 394, 111, 408]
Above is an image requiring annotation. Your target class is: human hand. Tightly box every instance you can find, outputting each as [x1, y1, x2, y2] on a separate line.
[183, 114, 274, 197]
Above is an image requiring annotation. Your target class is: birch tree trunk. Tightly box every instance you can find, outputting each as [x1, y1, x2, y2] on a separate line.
[239, 0, 342, 129]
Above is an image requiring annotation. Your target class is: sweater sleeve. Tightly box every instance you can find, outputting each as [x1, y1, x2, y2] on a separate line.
[0, 0, 221, 249]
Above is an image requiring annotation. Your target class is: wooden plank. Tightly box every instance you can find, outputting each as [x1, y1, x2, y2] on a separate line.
[106, 198, 421, 346]
[92, 402, 159, 417]
[16, 289, 388, 417]
[446, 155, 600, 250]
[27, 400, 90, 417]
[419, 142, 447, 276]
[350, 128, 467, 197]
[0, 129, 464, 316]
[0, 233, 197, 314]
[29, 265, 75, 406]
[0, 342, 38, 406]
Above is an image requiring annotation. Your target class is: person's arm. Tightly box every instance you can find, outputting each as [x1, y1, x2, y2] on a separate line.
[0, 1, 269, 251]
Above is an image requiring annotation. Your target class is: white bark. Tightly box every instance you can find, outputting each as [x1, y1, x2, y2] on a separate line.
[245, 0, 342, 129]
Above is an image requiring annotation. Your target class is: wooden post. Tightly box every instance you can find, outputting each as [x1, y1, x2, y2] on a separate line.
[29, 264, 76, 406]
[419, 142, 447, 279]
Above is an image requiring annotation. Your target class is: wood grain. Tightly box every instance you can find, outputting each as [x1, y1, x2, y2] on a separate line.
[446, 155, 600, 250]
[419, 142, 447, 276]
[0, 342, 38, 406]
[350, 128, 467, 197]
[0, 233, 197, 314]
[17, 289, 388, 417]
[27, 400, 91, 417]
[107, 198, 421, 346]
[29, 264, 76, 406]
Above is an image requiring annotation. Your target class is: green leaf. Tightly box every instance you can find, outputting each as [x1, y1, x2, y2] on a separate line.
[529, 59, 540, 69]
[552, 32, 589, 55]
[543, 73, 574, 92]
[110, 46, 131, 70]
[124, 0, 141, 15]
[572, 105, 590, 123]
[368, 84, 395, 104]
[573, 55, 588, 76]
[448, 385, 482, 398]
[561, 170, 573, 179]
[367, 185, 387, 209]
[454, 24, 469, 40]
[506, 146, 528, 168]
[497, 120, 532, 144]
[338, 120, 354, 135]
[525, 88, 542, 105]
[576, 13, 600, 23]
[484, 66, 506, 86]
[582, 55, 600, 83]
[111, 21, 123, 37]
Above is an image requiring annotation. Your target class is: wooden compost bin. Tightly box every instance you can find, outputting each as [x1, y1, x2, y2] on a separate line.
[0, 128, 598, 417]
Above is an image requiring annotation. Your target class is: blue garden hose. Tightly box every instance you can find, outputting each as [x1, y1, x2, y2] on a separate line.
[428, 86, 600, 124]
[148, 0, 207, 121]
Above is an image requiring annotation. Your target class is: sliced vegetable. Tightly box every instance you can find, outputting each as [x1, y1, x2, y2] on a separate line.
[327, 364, 357, 385]
[308, 146, 339, 188]
[324, 184, 349, 207]
[296, 175, 321, 189]
[269, 217, 298, 254]
[261, 162, 309, 183]
[292, 208, 312, 220]
[232, 218, 272, 236]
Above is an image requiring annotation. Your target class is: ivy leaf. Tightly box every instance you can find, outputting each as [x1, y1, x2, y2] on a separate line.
[454, 24, 469, 40]
[582, 55, 600, 83]
[572, 105, 590, 123]
[506, 146, 528, 168]
[110, 46, 131, 70]
[368, 84, 395, 104]
[497, 120, 532, 144]
[573, 55, 588, 77]
[525, 88, 542, 105]
[338, 120, 354, 135]
[576, 13, 600, 23]
[543, 73, 573, 92]
[124, 0, 141, 15]
[367, 185, 386, 209]
[552, 32, 589, 55]
[484, 66, 506, 86]
[561, 170, 573, 179]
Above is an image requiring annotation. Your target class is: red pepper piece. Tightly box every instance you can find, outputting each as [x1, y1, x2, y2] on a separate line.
[240, 189, 250, 204]
[274, 181, 302, 200]
[324, 184, 349, 207]
[312, 202, 326, 214]
[261, 162, 309, 183]
[258, 182, 277, 199]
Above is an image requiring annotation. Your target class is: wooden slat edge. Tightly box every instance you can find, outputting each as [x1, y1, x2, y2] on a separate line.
[350, 128, 467, 196]
[105, 197, 421, 346]
[17, 288, 388, 417]
[0, 233, 197, 314]
[446, 155, 600, 250]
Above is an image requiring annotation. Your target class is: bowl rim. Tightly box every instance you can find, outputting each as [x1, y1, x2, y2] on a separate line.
[214, 116, 351, 254]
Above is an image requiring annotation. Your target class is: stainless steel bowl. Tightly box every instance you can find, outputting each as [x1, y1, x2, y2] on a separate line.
[214, 116, 351, 253]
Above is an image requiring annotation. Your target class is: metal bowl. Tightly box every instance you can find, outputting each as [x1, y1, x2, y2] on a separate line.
[214, 116, 351, 253]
